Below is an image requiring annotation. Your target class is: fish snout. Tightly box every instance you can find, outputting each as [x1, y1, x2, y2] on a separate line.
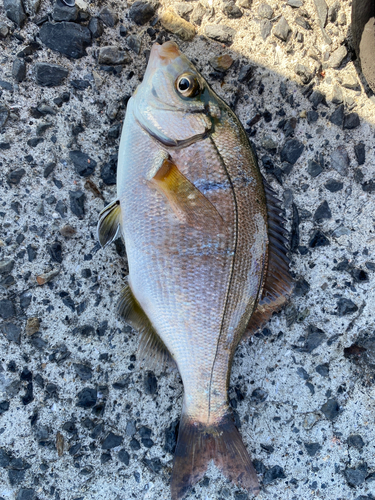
[150, 41, 180, 65]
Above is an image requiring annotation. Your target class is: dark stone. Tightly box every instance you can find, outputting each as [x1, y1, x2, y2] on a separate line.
[39, 22, 92, 59]
[27, 245, 37, 262]
[295, 16, 311, 30]
[325, 179, 343, 192]
[73, 325, 95, 336]
[290, 203, 299, 253]
[126, 34, 141, 54]
[297, 367, 309, 380]
[128, 1, 157, 25]
[8, 168, 26, 185]
[263, 465, 286, 484]
[260, 19, 272, 40]
[307, 159, 322, 177]
[307, 110, 319, 123]
[9, 469, 26, 486]
[298, 325, 326, 353]
[48, 241, 62, 263]
[315, 363, 329, 377]
[294, 278, 310, 296]
[71, 79, 91, 90]
[309, 230, 329, 247]
[12, 59, 26, 82]
[251, 388, 268, 403]
[4, 0, 26, 27]
[88, 17, 103, 38]
[258, 2, 273, 18]
[22, 382, 34, 405]
[20, 292, 32, 309]
[55, 200, 67, 218]
[43, 162, 56, 178]
[144, 371, 157, 395]
[143, 457, 162, 473]
[337, 298, 358, 316]
[27, 137, 44, 148]
[102, 432, 124, 450]
[344, 467, 366, 487]
[321, 398, 339, 420]
[222, 1, 243, 18]
[69, 443, 81, 455]
[101, 452, 111, 464]
[273, 16, 291, 41]
[35, 63, 69, 87]
[205, 25, 236, 45]
[354, 143, 366, 165]
[314, 200, 331, 221]
[74, 363, 92, 380]
[362, 180, 375, 193]
[69, 190, 85, 218]
[76, 388, 97, 408]
[20, 368, 32, 381]
[100, 156, 117, 185]
[294, 63, 313, 84]
[62, 420, 77, 434]
[280, 139, 304, 164]
[329, 104, 344, 127]
[0, 259, 14, 275]
[69, 150, 96, 177]
[139, 426, 151, 439]
[16, 489, 35, 500]
[0, 448, 11, 467]
[304, 442, 322, 456]
[164, 419, 179, 454]
[313, 0, 328, 26]
[0, 300, 15, 320]
[343, 113, 360, 129]
[347, 434, 365, 449]
[0, 105, 9, 128]
[350, 268, 369, 282]
[0, 401, 10, 415]
[118, 449, 130, 465]
[52, 0, 79, 22]
[129, 438, 141, 450]
[99, 6, 118, 27]
[90, 422, 104, 439]
[112, 375, 130, 390]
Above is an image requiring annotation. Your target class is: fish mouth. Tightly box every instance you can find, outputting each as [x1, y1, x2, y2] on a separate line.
[143, 41, 180, 82]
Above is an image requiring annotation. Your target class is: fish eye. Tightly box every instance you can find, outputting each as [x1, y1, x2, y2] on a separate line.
[176, 73, 200, 97]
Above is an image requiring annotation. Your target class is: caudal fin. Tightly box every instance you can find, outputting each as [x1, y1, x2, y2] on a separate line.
[171, 412, 260, 500]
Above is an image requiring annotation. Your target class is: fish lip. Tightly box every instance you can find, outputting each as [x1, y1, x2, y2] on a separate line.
[143, 41, 181, 82]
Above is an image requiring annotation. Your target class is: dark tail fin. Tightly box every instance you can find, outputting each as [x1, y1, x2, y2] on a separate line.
[171, 412, 260, 500]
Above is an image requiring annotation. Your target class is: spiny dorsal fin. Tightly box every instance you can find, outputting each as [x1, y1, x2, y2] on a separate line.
[97, 199, 122, 248]
[149, 158, 224, 231]
[117, 278, 175, 371]
[245, 179, 294, 337]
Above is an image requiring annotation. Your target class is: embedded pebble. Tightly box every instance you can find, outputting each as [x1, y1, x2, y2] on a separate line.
[160, 8, 195, 41]
[273, 17, 291, 41]
[129, 1, 157, 25]
[35, 63, 69, 87]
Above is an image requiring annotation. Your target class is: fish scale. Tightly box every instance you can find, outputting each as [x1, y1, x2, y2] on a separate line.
[97, 40, 293, 500]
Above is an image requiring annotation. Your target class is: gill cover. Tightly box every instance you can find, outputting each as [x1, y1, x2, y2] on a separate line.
[132, 41, 221, 147]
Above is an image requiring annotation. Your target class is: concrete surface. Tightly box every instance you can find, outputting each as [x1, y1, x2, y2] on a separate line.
[0, 0, 375, 499]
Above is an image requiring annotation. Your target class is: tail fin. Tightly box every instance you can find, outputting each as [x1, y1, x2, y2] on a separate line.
[171, 412, 260, 500]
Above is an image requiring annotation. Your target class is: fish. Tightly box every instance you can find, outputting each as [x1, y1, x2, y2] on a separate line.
[97, 41, 293, 499]
[351, 0, 375, 92]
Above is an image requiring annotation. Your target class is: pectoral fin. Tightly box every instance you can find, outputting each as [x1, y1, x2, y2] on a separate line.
[150, 158, 224, 230]
[97, 200, 122, 248]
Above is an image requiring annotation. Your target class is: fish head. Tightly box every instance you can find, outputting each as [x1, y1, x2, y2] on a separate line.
[132, 41, 222, 148]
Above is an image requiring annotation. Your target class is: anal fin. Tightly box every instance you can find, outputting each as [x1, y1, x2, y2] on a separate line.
[118, 278, 175, 371]
[245, 180, 294, 337]
[150, 158, 224, 231]
[97, 200, 122, 248]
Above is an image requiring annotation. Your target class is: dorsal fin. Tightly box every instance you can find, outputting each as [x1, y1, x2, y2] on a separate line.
[244, 179, 294, 337]
[97, 199, 122, 248]
[117, 278, 176, 371]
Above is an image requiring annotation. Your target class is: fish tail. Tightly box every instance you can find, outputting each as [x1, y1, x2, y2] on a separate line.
[171, 410, 260, 500]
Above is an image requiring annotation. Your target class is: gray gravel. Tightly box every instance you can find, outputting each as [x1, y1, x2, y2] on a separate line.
[1, 0, 375, 499]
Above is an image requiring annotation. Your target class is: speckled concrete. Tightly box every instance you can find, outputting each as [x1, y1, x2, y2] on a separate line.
[1, 0, 375, 499]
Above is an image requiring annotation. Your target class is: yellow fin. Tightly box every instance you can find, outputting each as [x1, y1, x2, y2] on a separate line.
[150, 158, 224, 230]
[97, 200, 122, 248]
[118, 278, 175, 371]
